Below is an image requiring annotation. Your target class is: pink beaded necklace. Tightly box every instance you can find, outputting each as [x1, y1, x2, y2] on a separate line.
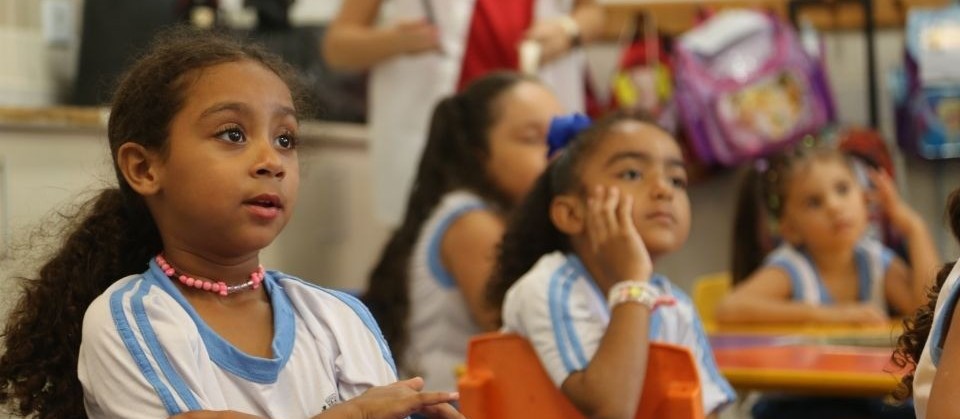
[156, 254, 264, 297]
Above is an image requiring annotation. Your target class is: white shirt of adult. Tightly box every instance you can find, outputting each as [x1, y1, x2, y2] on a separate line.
[369, 0, 586, 225]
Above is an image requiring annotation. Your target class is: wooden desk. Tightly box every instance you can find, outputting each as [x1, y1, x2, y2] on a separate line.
[709, 325, 905, 396]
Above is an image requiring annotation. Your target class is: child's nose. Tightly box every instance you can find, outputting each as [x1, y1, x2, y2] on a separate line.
[650, 175, 674, 200]
[252, 140, 285, 179]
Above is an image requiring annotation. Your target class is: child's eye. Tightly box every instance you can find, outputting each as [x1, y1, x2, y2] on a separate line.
[618, 169, 642, 181]
[215, 127, 245, 144]
[835, 181, 850, 195]
[671, 176, 688, 189]
[805, 196, 823, 208]
[275, 133, 298, 150]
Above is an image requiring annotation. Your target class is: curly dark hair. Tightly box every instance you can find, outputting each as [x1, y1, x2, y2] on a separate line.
[486, 111, 664, 326]
[362, 72, 539, 373]
[891, 187, 960, 402]
[0, 26, 307, 418]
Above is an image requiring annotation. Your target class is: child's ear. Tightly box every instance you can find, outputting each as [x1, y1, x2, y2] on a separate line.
[550, 194, 585, 235]
[116, 142, 162, 196]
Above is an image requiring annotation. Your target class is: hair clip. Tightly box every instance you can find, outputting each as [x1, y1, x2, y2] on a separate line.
[547, 113, 592, 158]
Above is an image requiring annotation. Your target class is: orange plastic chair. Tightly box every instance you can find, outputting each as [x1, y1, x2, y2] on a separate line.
[458, 332, 704, 419]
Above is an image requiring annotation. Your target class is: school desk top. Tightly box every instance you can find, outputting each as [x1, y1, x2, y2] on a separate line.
[709, 322, 904, 396]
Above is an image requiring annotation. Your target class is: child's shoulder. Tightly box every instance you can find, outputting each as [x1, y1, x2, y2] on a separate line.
[269, 271, 377, 324]
[505, 252, 580, 298]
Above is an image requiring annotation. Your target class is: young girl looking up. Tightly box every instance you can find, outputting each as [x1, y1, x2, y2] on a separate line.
[487, 112, 735, 418]
[716, 145, 939, 325]
[892, 189, 960, 419]
[364, 71, 565, 392]
[0, 28, 461, 419]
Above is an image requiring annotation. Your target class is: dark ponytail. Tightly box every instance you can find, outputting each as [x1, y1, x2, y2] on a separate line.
[0, 27, 306, 418]
[0, 189, 161, 417]
[731, 165, 775, 285]
[363, 72, 535, 372]
[892, 188, 960, 402]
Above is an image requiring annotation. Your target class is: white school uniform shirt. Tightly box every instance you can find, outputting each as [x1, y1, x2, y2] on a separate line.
[404, 190, 488, 391]
[501, 251, 736, 414]
[369, 0, 586, 225]
[913, 258, 960, 418]
[764, 238, 895, 309]
[78, 260, 397, 418]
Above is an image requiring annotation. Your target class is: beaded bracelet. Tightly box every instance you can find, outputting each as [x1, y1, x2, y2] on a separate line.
[607, 280, 677, 311]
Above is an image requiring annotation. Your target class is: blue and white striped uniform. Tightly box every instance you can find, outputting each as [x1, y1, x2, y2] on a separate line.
[78, 260, 397, 418]
[765, 238, 895, 308]
[913, 258, 960, 418]
[405, 190, 488, 392]
[501, 251, 736, 414]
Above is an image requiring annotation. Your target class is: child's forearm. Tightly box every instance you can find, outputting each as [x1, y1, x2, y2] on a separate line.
[562, 303, 651, 419]
[716, 298, 829, 324]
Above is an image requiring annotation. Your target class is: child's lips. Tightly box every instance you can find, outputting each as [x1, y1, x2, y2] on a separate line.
[646, 211, 675, 224]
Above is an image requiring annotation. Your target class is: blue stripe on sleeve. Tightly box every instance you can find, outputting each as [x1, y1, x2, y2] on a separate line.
[131, 281, 202, 411]
[559, 269, 589, 369]
[426, 203, 486, 288]
[548, 264, 577, 373]
[109, 278, 182, 415]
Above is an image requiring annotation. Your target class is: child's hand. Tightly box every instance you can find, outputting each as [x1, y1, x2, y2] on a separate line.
[585, 186, 653, 290]
[868, 170, 923, 235]
[820, 303, 888, 326]
[335, 377, 463, 419]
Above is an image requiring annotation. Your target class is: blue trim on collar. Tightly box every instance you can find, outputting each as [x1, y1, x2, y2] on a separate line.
[145, 260, 296, 384]
[426, 203, 486, 289]
[109, 278, 182, 415]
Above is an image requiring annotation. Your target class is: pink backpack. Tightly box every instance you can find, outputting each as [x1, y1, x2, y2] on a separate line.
[673, 10, 836, 167]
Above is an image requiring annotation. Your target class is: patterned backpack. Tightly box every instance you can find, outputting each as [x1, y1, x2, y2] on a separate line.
[892, 4, 960, 159]
[673, 10, 836, 167]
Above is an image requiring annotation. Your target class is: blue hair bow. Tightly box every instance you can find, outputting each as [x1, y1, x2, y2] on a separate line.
[547, 113, 592, 158]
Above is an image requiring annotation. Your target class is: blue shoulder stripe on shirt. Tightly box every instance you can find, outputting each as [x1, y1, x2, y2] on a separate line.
[559, 269, 589, 368]
[770, 259, 805, 302]
[548, 263, 578, 373]
[109, 277, 182, 415]
[131, 280, 202, 411]
[426, 203, 487, 289]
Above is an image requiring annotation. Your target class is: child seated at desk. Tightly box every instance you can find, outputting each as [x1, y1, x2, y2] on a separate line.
[716, 144, 939, 419]
[893, 187, 960, 419]
[487, 112, 735, 418]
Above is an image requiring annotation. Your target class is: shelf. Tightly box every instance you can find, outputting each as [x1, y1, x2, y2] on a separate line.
[601, 0, 952, 39]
